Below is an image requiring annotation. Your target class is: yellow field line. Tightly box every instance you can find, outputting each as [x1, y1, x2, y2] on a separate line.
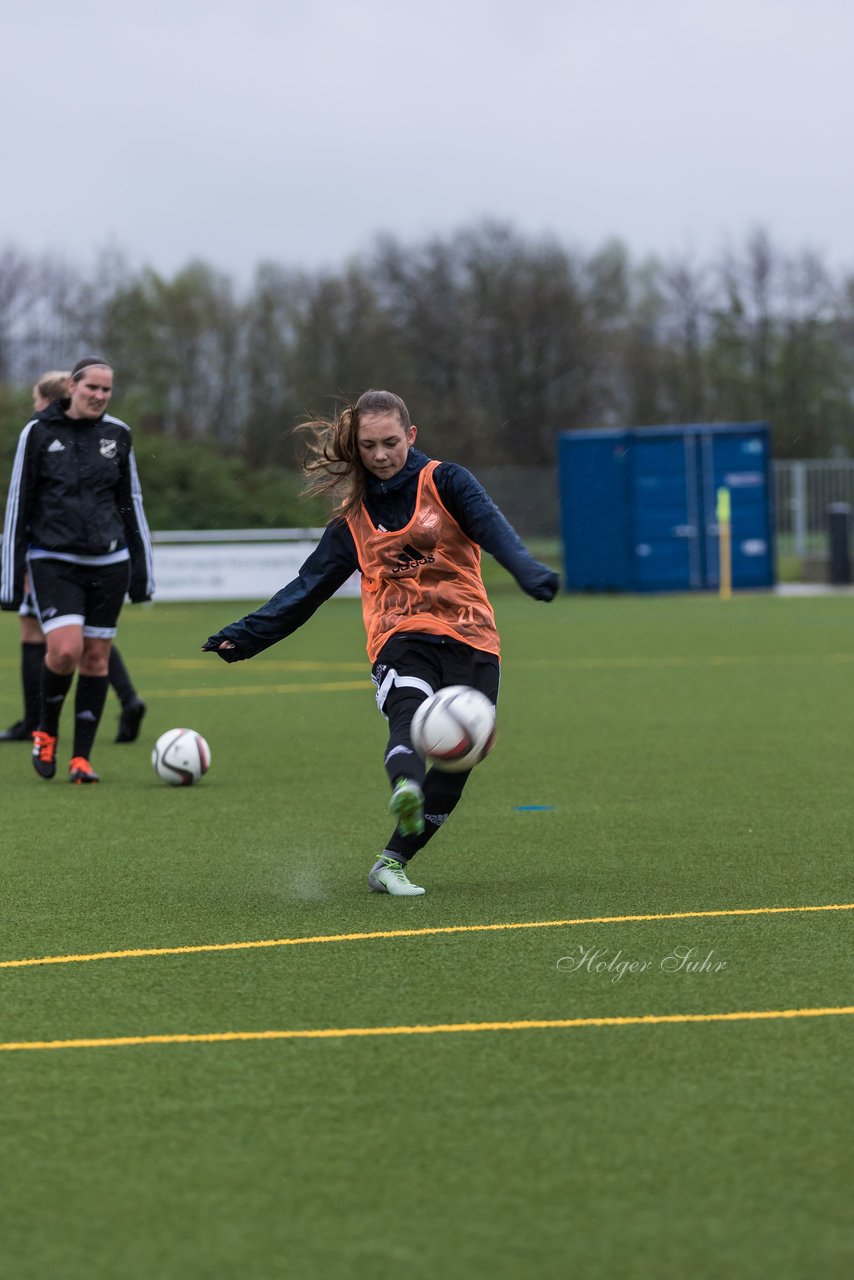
[518, 653, 854, 670]
[138, 680, 373, 699]
[160, 659, 367, 672]
[5, 652, 854, 679]
[2, 903, 852, 971]
[14, 655, 854, 700]
[2, 1005, 853, 1055]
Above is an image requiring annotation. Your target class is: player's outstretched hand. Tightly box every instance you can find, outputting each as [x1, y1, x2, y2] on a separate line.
[201, 636, 243, 662]
[529, 568, 560, 601]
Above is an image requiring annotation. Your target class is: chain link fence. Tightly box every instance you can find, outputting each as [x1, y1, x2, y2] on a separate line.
[774, 459, 854, 557]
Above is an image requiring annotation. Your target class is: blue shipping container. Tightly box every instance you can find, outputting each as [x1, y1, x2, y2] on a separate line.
[559, 423, 775, 592]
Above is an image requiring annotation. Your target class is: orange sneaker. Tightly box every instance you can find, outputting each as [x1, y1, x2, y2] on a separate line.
[32, 730, 58, 779]
[69, 757, 100, 785]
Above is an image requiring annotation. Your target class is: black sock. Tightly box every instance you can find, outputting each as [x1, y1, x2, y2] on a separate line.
[385, 749, 425, 789]
[386, 775, 470, 861]
[108, 646, 137, 707]
[383, 689, 428, 788]
[21, 641, 46, 728]
[41, 667, 74, 736]
[73, 675, 110, 760]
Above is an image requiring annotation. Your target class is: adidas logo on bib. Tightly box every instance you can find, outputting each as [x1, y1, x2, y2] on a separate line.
[392, 543, 435, 575]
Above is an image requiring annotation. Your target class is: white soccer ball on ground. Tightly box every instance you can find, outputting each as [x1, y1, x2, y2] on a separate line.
[152, 727, 211, 786]
[410, 685, 496, 773]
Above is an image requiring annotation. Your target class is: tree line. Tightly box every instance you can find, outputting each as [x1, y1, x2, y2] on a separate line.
[1, 223, 852, 526]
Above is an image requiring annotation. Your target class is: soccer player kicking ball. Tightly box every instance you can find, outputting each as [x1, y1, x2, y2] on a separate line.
[203, 390, 558, 895]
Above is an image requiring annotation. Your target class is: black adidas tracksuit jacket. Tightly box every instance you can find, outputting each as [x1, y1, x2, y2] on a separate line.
[0, 398, 155, 609]
[205, 448, 559, 661]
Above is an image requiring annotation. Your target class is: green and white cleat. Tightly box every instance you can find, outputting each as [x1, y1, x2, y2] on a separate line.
[368, 856, 426, 896]
[389, 777, 425, 837]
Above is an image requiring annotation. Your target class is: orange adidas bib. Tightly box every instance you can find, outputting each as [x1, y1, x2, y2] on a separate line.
[347, 461, 500, 662]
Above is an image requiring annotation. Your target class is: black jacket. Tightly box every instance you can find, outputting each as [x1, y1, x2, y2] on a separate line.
[0, 399, 155, 608]
[205, 448, 559, 660]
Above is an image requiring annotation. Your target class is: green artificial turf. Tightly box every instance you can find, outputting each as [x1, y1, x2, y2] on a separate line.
[1, 589, 852, 1279]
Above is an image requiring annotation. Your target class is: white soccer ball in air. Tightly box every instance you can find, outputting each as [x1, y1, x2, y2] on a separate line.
[152, 727, 211, 786]
[410, 685, 496, 773]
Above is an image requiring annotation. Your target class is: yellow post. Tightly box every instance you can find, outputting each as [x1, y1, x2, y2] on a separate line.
[717, 487, 732, 600]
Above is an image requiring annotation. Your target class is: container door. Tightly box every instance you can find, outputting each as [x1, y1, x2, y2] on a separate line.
[700, 429, 773, 588]
[560, 433, 632, 590]
[629, 434, 702, 590]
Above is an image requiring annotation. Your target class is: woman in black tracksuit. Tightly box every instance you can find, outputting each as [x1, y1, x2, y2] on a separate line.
[203, 388, 558, 896]
[0, 370, 148, 747]
[0, 358, 155, 783]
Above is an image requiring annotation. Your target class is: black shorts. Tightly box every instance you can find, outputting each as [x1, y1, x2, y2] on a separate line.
[371, 633, 500, 719]
[27, 557, 130, 638]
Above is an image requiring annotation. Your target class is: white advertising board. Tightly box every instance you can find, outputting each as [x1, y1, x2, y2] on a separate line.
[151, 541, 361, 602]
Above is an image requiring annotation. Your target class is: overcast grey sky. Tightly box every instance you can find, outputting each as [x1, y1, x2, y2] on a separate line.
[3, 0, 851, 281]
